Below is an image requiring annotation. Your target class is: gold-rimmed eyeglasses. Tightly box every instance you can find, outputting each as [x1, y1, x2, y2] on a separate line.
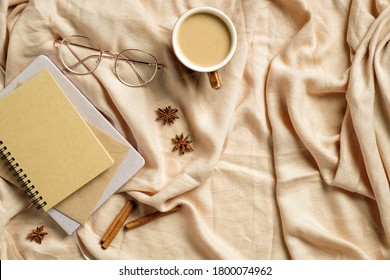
[54, 35, 164, 87]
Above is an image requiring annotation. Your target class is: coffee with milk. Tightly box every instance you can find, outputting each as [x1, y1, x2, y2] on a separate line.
[177, 12, 232, 68]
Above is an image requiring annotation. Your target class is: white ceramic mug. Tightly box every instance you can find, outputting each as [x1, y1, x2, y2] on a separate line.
[172, 7, 237, 90]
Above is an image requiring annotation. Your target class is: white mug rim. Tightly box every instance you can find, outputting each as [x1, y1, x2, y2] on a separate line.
[172, 7, 237, 73]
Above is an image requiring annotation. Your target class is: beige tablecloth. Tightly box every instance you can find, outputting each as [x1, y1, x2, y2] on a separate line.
[1, 0, 390, 259]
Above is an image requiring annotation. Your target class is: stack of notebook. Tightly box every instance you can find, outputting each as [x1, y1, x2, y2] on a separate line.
[0, 55, 144, 234]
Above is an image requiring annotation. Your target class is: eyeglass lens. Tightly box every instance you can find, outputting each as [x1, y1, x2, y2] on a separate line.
[115, 49, 158, 86]
[59, 36, 101, 74]
[59, 35, 159, 87]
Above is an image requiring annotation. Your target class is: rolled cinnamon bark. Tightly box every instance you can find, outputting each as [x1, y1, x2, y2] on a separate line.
[101, 200, 135, 249]
[125, 205, 182, 230]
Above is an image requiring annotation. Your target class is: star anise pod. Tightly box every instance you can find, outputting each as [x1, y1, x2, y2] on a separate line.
[156, 106, 179, 125]
[27, 225, 48, 244]
[172, 133, 194, 155]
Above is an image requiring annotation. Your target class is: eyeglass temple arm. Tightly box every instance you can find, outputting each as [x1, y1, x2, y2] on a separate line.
[64, 54, 101, 71]
[54, 39, 164, 70]
[127, 61, 146, 85]
[64, 53, 163, 74]
[108, 53, 164, 70]
[58, 41, 97, 73]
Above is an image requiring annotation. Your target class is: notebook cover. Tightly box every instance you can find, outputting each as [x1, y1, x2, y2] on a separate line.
[0, 69, 114, 210]
[0, 55, 145, 234]
[54, 124, 129, 224]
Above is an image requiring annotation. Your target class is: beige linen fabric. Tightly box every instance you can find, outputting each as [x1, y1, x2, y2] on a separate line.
[0, 0, 390, 259]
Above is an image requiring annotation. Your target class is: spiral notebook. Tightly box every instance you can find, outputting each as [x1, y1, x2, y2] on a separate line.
[0, 69, 114, 211]
[0, 55, 145, 234]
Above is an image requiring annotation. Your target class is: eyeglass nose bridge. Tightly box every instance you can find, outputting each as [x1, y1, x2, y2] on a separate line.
[99, 51, 120, 74]
[101, 50, 118, 58]
[98, 51, 122, 74]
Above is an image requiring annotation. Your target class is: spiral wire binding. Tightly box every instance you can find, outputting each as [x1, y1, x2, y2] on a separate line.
[0, 140, 47, 210]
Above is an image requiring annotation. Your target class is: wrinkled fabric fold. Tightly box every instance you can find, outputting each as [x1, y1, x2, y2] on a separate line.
[0, 0, 390, 259]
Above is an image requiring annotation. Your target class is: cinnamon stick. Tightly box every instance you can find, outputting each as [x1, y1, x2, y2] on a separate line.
[124, 205, 182, 230]
[101, 200, 134, 249]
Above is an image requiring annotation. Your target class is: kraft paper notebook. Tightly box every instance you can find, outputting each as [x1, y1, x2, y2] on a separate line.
[0, 69, 114, 211]
[0, 55, 145, 234]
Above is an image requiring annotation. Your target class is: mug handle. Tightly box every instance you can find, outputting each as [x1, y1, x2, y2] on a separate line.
[207, 70, 222, 90]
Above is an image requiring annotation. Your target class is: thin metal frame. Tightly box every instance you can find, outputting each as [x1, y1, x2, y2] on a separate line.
[54, 35, 164, 87]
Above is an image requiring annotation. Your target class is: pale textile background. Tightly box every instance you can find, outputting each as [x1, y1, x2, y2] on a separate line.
[0, 0, 390, 259]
